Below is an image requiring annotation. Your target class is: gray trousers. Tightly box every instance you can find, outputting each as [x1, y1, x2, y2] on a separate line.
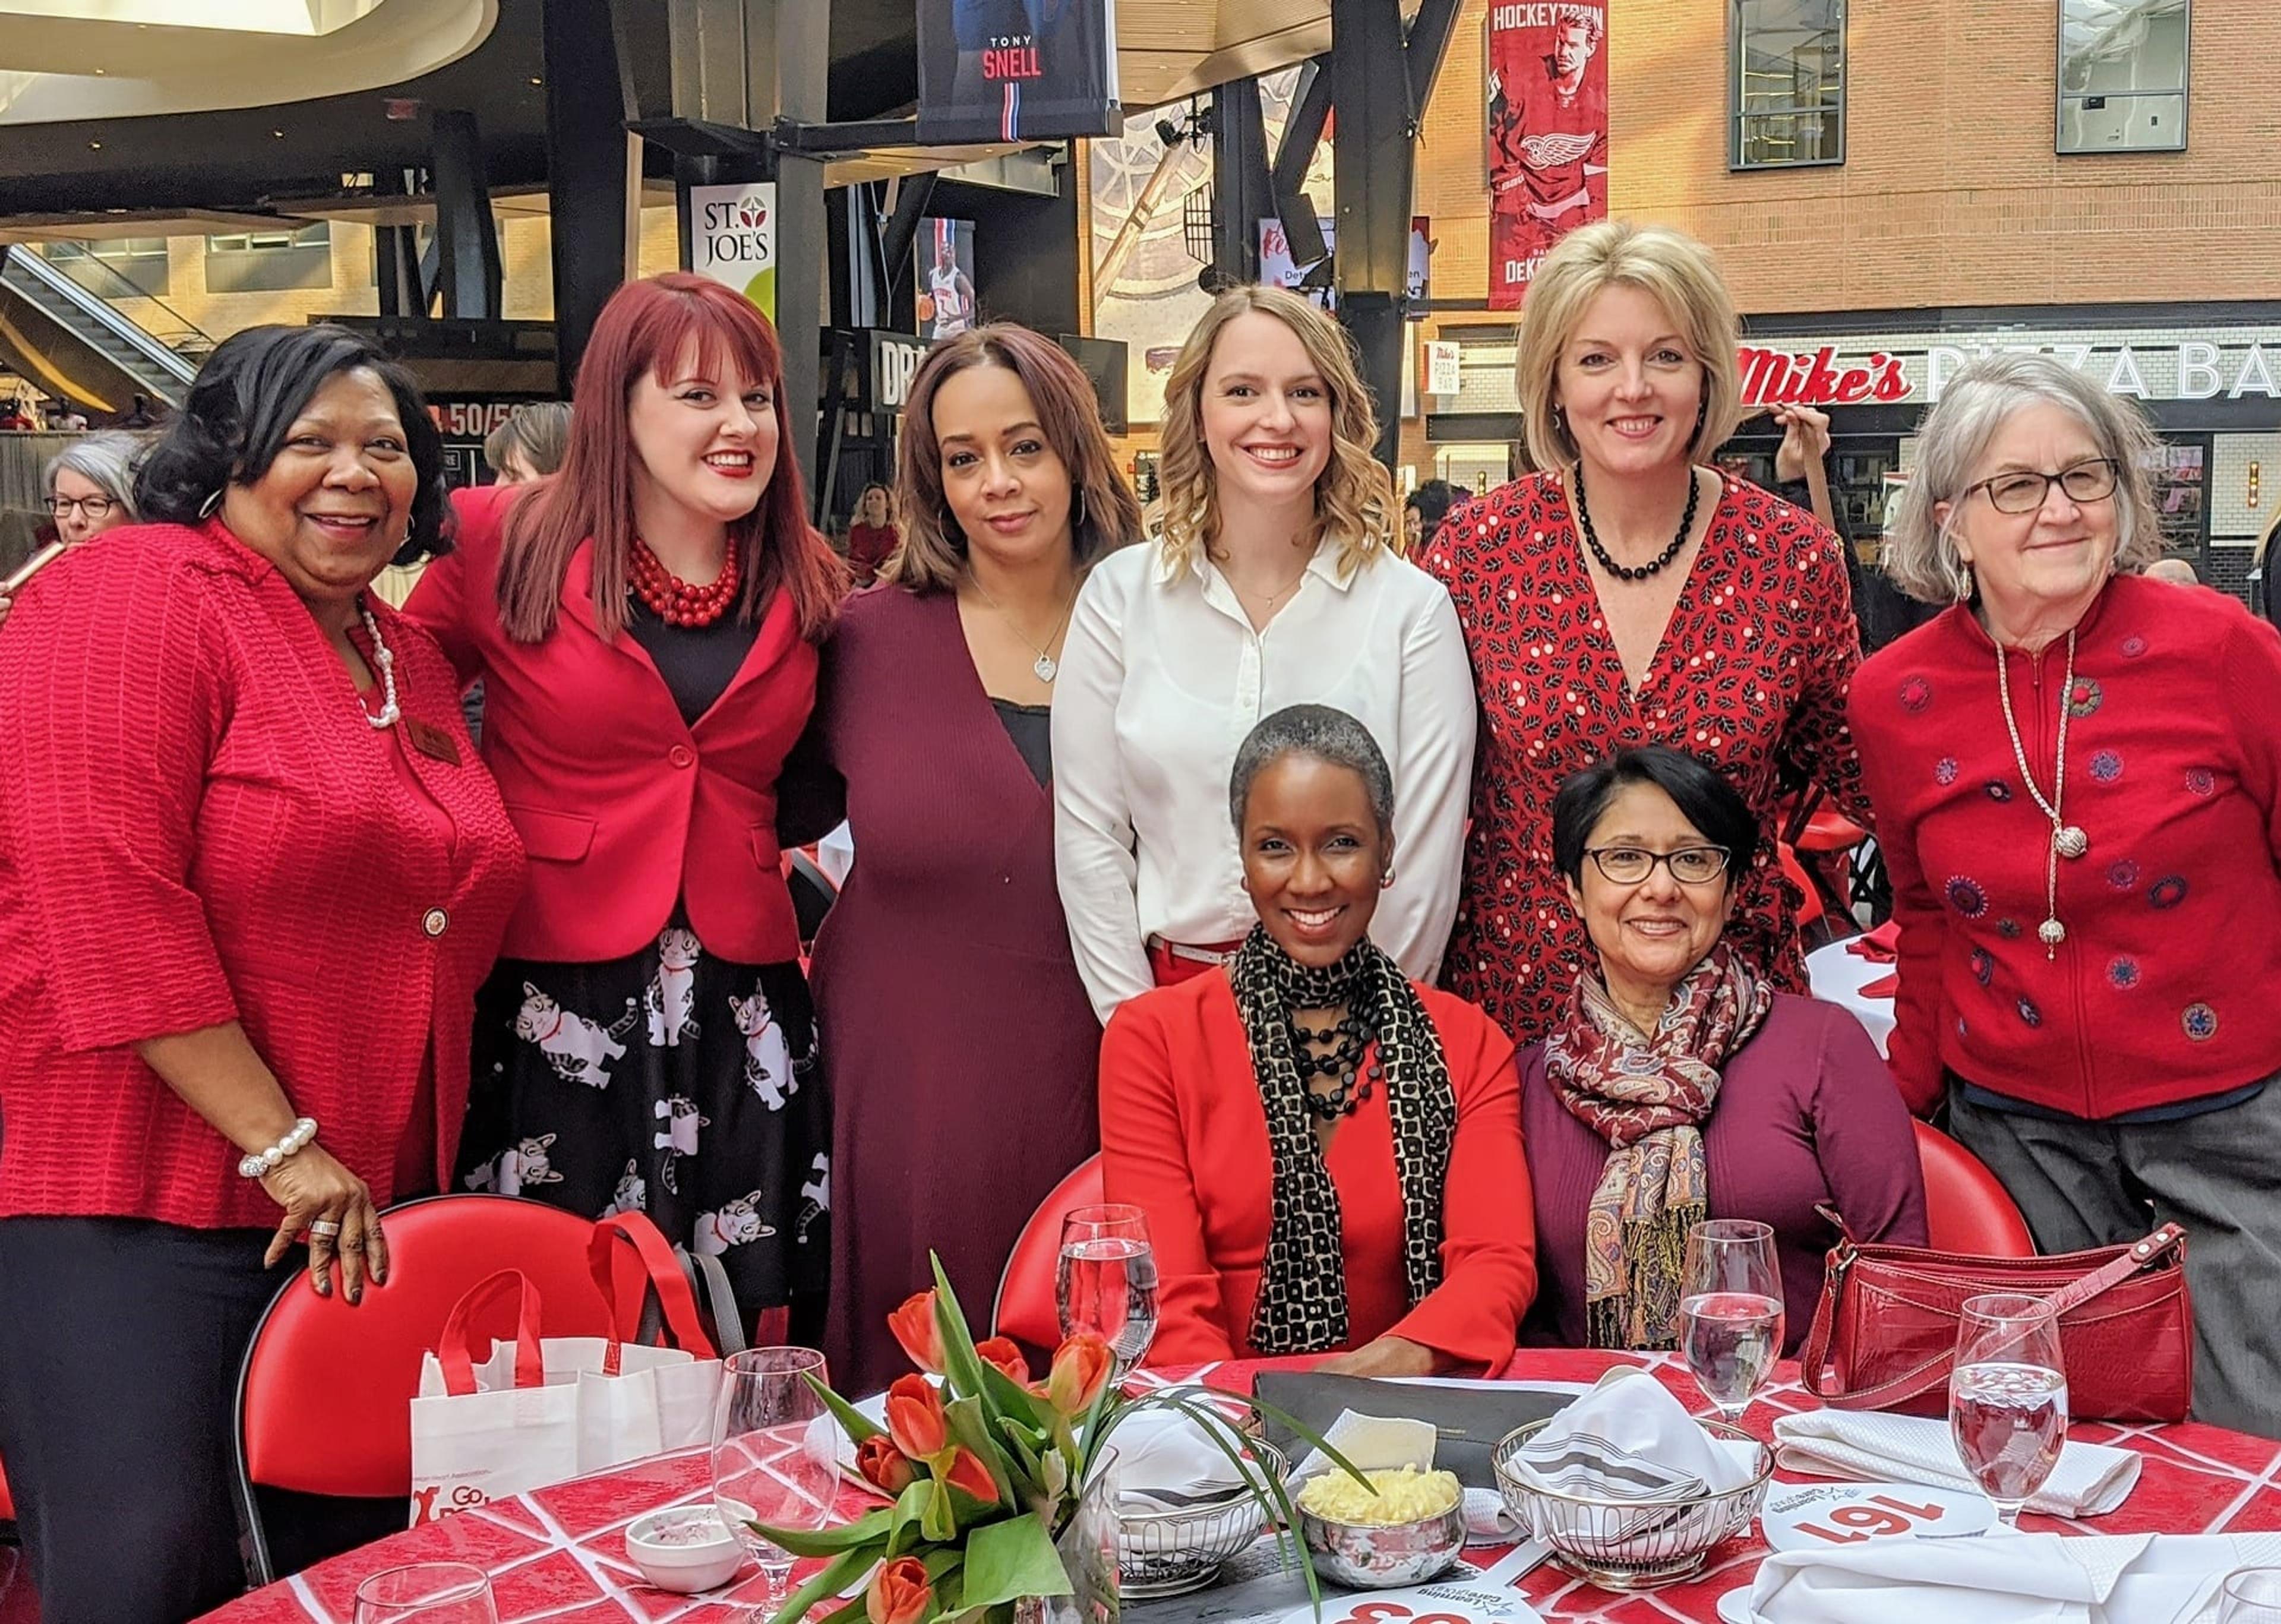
[1948, 1080, 2281, 1441]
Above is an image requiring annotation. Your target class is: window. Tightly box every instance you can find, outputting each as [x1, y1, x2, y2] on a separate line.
[203, 221, 333, 294]
[2059, 0, 2189, 154]
[38, 236, 172, 298]
[1731, 0, 1846, 168]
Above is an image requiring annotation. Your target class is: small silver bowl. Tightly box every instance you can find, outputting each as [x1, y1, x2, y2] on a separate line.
[1115, 1442, 1283, 1598]
[1295, 1495, 1467, 1590]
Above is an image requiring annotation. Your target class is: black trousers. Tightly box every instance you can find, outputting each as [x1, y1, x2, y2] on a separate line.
[0, 1217, 279, 1624]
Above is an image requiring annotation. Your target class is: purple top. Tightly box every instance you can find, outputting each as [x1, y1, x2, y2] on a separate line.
[1519, 993, 1926, 1354]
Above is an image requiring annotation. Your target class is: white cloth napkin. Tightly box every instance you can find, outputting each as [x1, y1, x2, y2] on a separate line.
[1746, 1531, 2281, 1624]
[1773, 1410, 2141, 1517]
[1095, 1407, 1258, 1512]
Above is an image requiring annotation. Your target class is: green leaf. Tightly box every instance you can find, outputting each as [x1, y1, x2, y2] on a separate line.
[749, 1506, 891, 1557]
[944, 1395, 1019, 1506]
[884, 1478, 936, 1558]
[812, 1598, 867, 1624]
[921, 1549, 968, 1617]
[920, 1475, 957, 1543]
[959, 1512, 1073, 1610]
[927, 1255, 998, 1404]
[993, 1413, 1046, 1487]
[763, 1538, 883, 1624]
[808, 1370, 885, 1445]
[977, 1358, 1061, 1435]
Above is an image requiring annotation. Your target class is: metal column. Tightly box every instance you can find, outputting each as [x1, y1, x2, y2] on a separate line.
[1210, 79, 1271, 290]
[429, 109, 503, 321]
[545, 0, 638, 394]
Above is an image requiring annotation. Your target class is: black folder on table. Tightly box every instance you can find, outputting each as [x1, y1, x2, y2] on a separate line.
[1252, 1372, 1577, 1489]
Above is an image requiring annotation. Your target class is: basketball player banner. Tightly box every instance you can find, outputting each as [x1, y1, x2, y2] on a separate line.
[917, 0, 1120, 144]
[1486, 1, 1609, 309]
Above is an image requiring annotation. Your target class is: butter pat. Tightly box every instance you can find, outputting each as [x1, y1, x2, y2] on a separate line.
[1297, 1464, 1461, 1525]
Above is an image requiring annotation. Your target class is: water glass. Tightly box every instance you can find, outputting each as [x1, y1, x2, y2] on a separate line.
[711, 1346, 841, 1619]
[1949, 1292, 2068, 1528]
[353, 1562, 497, 1623]
[1056, 1202, 1159, 1382]
[2219, 1569, 2281, 1622]
[1679, 1218, 1784, 1420]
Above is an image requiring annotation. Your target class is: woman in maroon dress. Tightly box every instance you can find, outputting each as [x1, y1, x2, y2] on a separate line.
[1419, 220, 1871, 1047]
[803, 326, 1145, 1391]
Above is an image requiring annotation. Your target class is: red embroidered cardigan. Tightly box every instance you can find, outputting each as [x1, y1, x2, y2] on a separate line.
[0, 523, 526, 1227]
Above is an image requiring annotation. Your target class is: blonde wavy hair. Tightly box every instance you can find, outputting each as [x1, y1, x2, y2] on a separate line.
[1514, 220, 1743, 475]
[1154, 285, 1398, 577]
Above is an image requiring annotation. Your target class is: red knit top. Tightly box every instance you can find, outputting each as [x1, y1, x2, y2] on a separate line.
[1849, 574, 2281, 1118]
[0, 523, 527, 1228]
[1100, 972, 1537, 1372]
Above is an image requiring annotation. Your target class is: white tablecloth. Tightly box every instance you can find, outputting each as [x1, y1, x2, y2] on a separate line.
[1806, 939, 1895, 1057]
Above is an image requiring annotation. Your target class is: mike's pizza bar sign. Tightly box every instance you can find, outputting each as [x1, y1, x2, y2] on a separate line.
[1740, 330, 2281, 409]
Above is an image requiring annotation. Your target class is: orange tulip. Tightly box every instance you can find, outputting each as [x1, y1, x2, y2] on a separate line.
[885, 1374, 949, 1459]
[887, 1291, 947, 1375]
[1045, 1334, 1115, 1415]
[973, 1337, 1030, 1383]
[941, 1445, 1002, 1505]
[865, 1557, 933, 1624]
[855, 1434, 917, 1496]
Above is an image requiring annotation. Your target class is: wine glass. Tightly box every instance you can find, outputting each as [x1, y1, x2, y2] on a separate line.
[1949, 1292, 2068, 1530]
[2219, 1569, 2281, 1622]
[1679, 1218, 1784, 1421]
[711, 1346, 841, 1618]
[353, 1563, 498, 1623]
[1056, 1202, 1159, 1382]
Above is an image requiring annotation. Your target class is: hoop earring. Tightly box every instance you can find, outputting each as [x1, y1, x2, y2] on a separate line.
[198, 488, 223, 520]
[1379, 866, 1397, 890]
[1948, 555, 1976, 603]
[1072, 487, 1087, 534]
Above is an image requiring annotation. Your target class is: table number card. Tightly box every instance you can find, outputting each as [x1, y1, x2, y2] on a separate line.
[1759, 1480, 1995, 1553]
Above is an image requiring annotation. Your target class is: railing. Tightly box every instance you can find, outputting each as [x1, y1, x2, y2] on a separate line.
[0, 247, 200, 400]
[30, 245, 215, 361]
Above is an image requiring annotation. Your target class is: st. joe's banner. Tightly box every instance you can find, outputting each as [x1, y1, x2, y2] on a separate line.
[1486, 2, 1609, 309]
[917, 0, 1120, 144]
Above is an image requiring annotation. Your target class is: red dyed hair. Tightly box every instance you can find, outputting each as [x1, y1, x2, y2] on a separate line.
[495, 272, 845, 643]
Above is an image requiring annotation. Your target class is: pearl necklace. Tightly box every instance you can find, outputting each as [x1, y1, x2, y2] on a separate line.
[1993, 627, 2083, 958]
[358, 598, 400, 729]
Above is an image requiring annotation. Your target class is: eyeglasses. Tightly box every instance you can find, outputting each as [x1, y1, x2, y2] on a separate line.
[1965, 458, 2119, 516]
[46, 494, 117, 519]
[1583, 846, 1732, 886]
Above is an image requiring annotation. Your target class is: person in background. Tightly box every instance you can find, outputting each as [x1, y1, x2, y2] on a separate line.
[1054, 285, 1476, 1023]
[0, 433, 145, 633]
[1402, 477, 1457, 552]
[1100, 705, 1536, 1373]
[482, 401, 572, 485]
[1766, 402, 1938, 654]
[1852, 351, 2281, 1439]
[406, 273, 845, 1340]
[1521, 747, 1923, 1353]
[845, 480, 901, 585]
[2256, 507, 2281, 631]
[0, 398, 32, 432]
[794, 325, 1145, 1391]
[2143, 557, 2199, 586]
[1420, 220, 1871, 1050]
[0, 324, 525, 1621]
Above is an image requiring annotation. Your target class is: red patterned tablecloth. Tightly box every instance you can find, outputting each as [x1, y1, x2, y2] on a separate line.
[200, 1350, 2281, 1624]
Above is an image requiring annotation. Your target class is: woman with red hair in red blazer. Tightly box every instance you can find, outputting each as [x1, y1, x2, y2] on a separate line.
[407, 274, 845, 1335]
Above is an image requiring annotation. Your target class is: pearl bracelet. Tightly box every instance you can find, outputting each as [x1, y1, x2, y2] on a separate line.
[238, 1117, 319, 1180]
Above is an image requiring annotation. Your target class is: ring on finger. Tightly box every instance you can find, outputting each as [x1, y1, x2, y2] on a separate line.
[309, 1219, 343, 1238]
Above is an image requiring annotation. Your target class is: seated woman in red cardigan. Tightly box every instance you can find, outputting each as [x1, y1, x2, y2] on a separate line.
[1099, 704, 1536, 1375]
[1521, 745, 1925, 1353]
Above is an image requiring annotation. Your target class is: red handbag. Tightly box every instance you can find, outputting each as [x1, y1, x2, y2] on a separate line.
[1797, 1216, 2194, 1421]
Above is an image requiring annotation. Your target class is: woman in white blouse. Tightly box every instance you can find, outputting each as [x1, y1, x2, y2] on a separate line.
[1053, 285, 1476, 1022]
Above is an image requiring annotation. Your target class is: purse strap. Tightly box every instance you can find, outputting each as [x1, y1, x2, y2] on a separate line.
[1799, 1221, 2187, 1411]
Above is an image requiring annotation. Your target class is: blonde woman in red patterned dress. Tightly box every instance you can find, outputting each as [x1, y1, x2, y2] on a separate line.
[1419, 221, 1874, 1047]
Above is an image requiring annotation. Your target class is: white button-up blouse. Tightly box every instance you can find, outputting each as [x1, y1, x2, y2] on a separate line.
[1050, 535, 1477, 1023]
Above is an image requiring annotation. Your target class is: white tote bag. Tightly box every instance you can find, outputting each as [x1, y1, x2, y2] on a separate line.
[407, 1216, 725, 1524]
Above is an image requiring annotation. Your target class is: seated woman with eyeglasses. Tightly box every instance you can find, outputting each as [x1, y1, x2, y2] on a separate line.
[0, 434, 143, 633]
[1519, 745, 1925, 1353]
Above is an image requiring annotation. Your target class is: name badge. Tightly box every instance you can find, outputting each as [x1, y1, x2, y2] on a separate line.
[404, 718, 463, 766]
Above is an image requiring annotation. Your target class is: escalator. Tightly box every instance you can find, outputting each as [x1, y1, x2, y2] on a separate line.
[0, 244, 200, 413]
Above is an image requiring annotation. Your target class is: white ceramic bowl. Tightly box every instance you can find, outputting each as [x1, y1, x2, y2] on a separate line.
[625, 1506, 748, 1594]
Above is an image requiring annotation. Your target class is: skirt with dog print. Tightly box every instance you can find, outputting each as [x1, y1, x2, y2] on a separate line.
[457, 923, 829, 1341]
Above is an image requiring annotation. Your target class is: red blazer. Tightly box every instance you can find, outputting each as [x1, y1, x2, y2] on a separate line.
[0, 523, 526, 1228]
[406, 484, 818, 965]
[1100, 971, 1537, 1371]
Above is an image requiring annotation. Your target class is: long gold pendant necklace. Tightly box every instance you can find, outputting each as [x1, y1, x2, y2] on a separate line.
[1994, 628, 2086, 959]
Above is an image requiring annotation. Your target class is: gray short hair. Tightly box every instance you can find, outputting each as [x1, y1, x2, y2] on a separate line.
[1884, 352, 2162, 604]
[42, 430, 144, 517]
[1228, 704, 1395, 836]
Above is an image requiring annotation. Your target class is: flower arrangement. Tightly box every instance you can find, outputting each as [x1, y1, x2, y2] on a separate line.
[753, 1260, 1342, 1624]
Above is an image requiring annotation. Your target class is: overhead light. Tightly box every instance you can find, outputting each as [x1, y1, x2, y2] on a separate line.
[272, 128, 286, 138]
[88, 140, 102, 150]
[91, 68, 106, 75]
[529, 76, 543, 86]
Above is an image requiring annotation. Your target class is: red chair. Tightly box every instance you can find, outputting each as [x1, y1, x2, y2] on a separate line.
[1778, 842, 1825, 931]
[231, 1195, 663, 1583]
[993, 1155, 1104, 1350]
[0, 1451, 12, 1522]
[1913, 1120, 2037, 1258]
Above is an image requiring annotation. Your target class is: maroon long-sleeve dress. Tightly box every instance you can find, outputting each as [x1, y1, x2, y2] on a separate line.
[807, 586, 1102, 1393]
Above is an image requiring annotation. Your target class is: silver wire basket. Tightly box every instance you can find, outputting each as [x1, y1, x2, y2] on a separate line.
[1490, 1419, 1773, 1590]
[1113, 1441, 1285, 1598]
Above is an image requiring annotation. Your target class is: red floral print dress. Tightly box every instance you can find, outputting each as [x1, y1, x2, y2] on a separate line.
[1418, 469, 1872, 1047]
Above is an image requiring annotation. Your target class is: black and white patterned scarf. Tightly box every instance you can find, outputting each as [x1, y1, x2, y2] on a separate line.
[1228, 925, 1458, 1355]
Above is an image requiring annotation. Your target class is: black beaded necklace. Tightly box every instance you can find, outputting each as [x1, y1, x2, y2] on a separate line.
[1573, 463, 1703, 582]
[1289, 1008, 1381, 1120]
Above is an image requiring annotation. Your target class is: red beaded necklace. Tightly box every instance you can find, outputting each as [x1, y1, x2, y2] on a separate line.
[628, 539, 741, 628]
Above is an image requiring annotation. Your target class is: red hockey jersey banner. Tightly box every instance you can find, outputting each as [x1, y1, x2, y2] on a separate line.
[918, 0, 1120, 144]
[1486, 2, 1609, 309]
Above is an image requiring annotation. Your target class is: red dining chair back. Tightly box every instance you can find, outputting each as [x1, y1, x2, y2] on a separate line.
[1779, 842, 1825, 931]
[1913, 1120, 2037, 1258]
[232, 1194, 655, 1583]
[993, 1155, 1104, 1351]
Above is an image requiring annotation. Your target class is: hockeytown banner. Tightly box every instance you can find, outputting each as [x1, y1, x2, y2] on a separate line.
[1486, 2, 1608, 309]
